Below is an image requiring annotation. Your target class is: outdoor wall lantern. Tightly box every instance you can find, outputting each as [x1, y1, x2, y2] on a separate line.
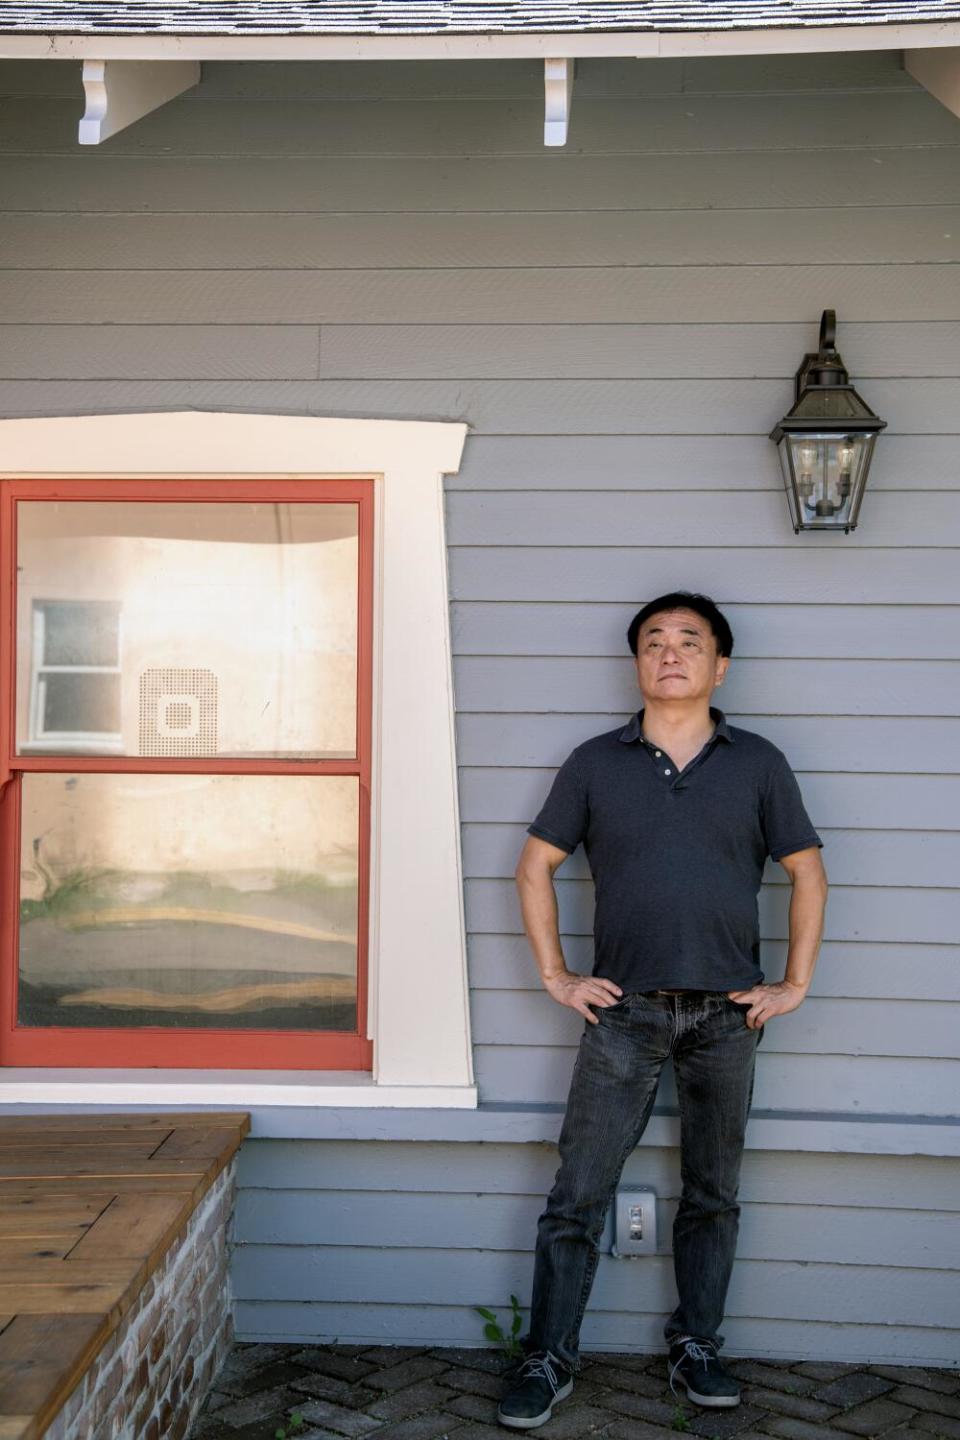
[770, 309, 886, 533]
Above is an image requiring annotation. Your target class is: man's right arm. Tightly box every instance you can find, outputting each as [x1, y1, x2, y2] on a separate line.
[515, 835, 622, 1024]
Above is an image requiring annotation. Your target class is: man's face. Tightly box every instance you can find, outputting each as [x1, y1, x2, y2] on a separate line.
[634, 607, 730, 705]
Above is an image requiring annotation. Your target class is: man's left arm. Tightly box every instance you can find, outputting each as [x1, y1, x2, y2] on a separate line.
[728, 846, 828, 1030]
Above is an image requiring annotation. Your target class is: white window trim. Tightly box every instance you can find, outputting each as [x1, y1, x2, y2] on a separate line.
[0, 411, 476, 1109]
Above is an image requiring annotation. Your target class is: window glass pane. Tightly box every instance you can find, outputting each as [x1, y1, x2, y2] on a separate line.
[41, 673, 121, 736]
[42, 600, 119, 667]
[19, 773, 359, 1033]
[16, 502, 358, 758]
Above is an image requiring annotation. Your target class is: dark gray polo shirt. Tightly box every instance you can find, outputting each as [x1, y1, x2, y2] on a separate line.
[528, 707, 822, 993]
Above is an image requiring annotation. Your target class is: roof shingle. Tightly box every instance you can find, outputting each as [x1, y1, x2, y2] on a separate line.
[2, 0, 960, 36]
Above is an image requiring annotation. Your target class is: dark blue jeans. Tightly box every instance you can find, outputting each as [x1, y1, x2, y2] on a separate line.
[528, 990, 761, 1370]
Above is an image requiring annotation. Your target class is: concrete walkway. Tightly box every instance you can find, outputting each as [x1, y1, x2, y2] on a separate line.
[189, 1342, 960, 1440]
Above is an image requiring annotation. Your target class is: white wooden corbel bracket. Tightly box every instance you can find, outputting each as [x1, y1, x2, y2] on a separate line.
[904, 46, 960, 121]
[544, 57, 575, 146]
[80, 59, 200, 144]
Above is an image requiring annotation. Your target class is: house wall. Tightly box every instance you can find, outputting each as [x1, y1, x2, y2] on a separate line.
[1, 49, 958, 1362]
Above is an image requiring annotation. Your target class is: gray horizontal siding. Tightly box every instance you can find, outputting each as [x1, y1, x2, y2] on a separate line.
[4, 48, 959, 1364]
[464, 825, 960, 888]
[449, 436, 960, 491]
[6, 266, 960, 325]
[452, 605, 960, 658]
[467, 936, 960, 1001]
[3, 90, 956, 158]
[460, 769, 960, 829]
[9, 147, 960, 213]
[6, 208, 960, 269]
[228, 1138, 960, 1362]
[456, 714, 960, 769]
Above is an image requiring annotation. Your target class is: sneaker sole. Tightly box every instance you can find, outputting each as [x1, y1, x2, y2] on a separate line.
[497, 1377, 574, 1430]
[672, 1374, 741, 1409]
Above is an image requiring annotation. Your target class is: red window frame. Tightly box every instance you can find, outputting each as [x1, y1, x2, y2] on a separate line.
[0, 477, 374, 1070]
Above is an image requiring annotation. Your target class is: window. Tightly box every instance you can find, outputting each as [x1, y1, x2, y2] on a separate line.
[27, 599, 122, 751]
[0, 412, 474, 1105]
[1, 478, 374, 1071]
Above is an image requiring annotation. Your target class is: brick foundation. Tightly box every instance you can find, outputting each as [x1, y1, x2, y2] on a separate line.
[42, 1158, 238, 1440]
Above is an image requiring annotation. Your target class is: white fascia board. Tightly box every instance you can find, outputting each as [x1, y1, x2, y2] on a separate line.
[80, 58, 200, 144]
[5, 20, 960, 61]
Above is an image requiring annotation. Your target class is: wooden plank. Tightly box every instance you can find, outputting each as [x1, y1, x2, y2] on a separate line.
[0, 1281, 129, 1317]
[4, 265, 960, 325]
[0, 1112, 247, 1133]
[0, 1143, 161, 1165]
[0, 1194, 114, 1219]
[150, 1125, 247, 1162]
[0, 1239, 76, 1262]
[0, 1419, 33, 1440]
[6, 207, 960, 272]
[0, 1156, 208, 1180]
[0, 1315, 108, 1437]
[66, 1193, 189, 1264]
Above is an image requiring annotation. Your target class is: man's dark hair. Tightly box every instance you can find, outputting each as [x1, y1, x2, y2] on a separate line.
[626, 591, 734, 659]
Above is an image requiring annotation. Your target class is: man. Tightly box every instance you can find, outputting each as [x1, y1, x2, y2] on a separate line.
[498, 591, 828, 1431]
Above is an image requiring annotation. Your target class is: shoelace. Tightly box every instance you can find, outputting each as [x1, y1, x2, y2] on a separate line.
[669, 1337, 719, 1398]
[519, 1352, 564, 1395]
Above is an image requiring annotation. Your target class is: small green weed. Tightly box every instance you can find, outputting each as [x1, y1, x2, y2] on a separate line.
[475, 1294, 524, 1358]
[670, 1404, 691, 1432]
[274, 1409, 306, 1438]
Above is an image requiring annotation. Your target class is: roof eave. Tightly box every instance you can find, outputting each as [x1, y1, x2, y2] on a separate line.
[4, 17, 960, 61]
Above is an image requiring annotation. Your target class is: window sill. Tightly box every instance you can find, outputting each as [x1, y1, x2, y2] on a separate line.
[0, 1068, 478, 1111]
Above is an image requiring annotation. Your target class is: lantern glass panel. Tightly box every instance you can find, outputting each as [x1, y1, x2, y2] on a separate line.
[779, 432, 874, 532]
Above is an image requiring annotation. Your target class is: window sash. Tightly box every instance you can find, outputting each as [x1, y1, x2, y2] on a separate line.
[0, 477, 374, 1071]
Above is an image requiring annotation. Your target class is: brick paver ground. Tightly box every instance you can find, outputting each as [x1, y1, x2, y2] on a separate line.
[188, 1342, 960, 1440]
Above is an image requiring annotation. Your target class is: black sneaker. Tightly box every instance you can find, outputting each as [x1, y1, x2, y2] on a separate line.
[498, 1350, 573, 1430]
[668, 1336, 741, 1408]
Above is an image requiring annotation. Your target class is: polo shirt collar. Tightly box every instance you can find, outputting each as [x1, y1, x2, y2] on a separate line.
[618, 706, 734, 746]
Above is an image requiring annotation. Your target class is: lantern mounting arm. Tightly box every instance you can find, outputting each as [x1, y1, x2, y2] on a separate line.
[794, 308, 848, 400]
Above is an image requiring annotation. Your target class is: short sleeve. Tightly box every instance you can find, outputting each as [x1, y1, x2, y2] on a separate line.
[762, 753, 823, 862]
[527, 749, 588, 855]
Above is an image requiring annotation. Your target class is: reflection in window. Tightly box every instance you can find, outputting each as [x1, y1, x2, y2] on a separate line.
[19, 773, 359, 1033]
[28, 600, 122, 752]
[16, 502, 358, 760]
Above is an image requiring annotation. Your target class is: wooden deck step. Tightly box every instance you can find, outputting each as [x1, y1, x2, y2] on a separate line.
[0, 1111, 249, 1439]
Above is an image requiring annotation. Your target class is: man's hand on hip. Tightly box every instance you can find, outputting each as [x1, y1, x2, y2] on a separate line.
[727, 979, 806, 1030]
[544, 970, 623, 1024]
